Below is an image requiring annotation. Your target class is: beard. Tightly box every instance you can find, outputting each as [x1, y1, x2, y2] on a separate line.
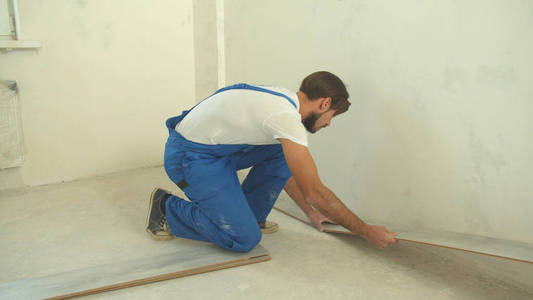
[302, 112, 322, 133]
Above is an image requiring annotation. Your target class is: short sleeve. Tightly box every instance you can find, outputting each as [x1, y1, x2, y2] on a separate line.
[263, 111, 308, 147]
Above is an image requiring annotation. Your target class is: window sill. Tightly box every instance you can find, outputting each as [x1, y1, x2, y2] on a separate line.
[0, 40, 41, 49]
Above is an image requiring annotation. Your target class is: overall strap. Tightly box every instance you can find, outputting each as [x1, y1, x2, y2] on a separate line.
[214, 83, 297, 108]
[170, 83, 298, 129]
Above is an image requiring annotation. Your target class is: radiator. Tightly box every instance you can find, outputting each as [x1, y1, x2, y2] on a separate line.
[0, 80, 24, 168]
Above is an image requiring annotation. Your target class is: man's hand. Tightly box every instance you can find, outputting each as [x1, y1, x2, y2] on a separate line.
[306, 209, 336, 232]
[279, 138, 399, 250]
[363, 225, 399, 248]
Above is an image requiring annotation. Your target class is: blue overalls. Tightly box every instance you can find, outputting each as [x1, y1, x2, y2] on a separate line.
[163, 84, 294, 252]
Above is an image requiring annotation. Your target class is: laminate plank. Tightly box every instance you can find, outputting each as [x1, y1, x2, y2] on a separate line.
[0, 245, 270, 300]
[274, 196, 533, 264]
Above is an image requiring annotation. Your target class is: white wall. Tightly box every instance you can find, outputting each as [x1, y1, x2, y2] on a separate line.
[224, 0, 533, 244]
[193, 0, 218, 100]
[0, 0, 195, 189]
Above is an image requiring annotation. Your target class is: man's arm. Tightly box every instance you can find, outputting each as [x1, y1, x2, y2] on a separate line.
[279, 138, 398, 248]
[284, 176, 334, 231]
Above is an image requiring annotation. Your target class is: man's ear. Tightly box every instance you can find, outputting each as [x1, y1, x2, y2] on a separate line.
[319, 97, 332, 112]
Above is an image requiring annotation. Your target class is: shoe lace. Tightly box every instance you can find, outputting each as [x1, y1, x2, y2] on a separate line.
[159, 215, 170, 232]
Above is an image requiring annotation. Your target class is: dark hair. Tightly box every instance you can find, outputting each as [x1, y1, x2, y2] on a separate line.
[299, 71, 350, 115]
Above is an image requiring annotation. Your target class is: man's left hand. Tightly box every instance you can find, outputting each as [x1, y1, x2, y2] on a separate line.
[307, 209, 336, 232]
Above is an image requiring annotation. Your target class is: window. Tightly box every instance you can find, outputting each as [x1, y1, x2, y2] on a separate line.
[0, 0, 13, 38]
[0, 0, 40, 49]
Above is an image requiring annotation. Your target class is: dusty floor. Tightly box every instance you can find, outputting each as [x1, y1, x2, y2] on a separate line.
[1, 166, 532, 299]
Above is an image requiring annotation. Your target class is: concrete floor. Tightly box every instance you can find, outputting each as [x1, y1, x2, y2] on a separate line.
[1, 166, 532, 299]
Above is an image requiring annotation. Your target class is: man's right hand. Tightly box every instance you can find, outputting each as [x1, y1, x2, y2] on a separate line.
[363, 225, 399, 248]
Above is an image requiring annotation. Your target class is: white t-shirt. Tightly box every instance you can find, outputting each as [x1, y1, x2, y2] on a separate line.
[176, 85, 308, 147]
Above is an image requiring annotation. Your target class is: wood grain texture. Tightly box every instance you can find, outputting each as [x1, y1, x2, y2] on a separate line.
[274, 196, 533, 264]
[0, 245, 270, 300]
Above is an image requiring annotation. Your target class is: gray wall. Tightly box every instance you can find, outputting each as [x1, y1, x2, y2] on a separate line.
[224, 0, 533, 244]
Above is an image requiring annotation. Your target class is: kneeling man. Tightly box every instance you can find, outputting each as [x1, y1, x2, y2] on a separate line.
[146, 71, 398, 252]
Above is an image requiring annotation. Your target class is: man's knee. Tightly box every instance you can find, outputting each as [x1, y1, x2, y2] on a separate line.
[233, 225, 262, 252]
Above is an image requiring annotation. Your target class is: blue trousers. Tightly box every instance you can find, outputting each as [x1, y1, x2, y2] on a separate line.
[163, 113, 291, 252]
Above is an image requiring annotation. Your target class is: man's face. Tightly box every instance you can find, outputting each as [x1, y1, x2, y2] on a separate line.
[303, 109, 336, 133]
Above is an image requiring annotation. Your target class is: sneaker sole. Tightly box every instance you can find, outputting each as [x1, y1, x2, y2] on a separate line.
[260, 221, 279, 234]
[146, 228, 174, 241]
[146, 188, 174, 241]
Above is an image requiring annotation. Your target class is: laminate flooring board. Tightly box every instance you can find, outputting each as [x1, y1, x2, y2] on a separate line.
[0, 166, 270, 299]
[274, 195, 533, 264]
[0, 245, 270, 300]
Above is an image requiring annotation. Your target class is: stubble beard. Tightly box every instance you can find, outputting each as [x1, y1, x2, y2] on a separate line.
[302, 112, 322, 133]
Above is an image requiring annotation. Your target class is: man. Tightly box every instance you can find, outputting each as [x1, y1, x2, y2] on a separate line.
[146, 71, 398, 252]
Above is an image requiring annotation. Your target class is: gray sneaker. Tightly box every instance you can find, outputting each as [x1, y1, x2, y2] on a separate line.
[145, 188, 174, 240]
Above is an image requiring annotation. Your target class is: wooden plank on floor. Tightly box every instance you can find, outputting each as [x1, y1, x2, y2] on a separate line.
[0, 244, 270, 300]
[274, 196, 533, 264]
